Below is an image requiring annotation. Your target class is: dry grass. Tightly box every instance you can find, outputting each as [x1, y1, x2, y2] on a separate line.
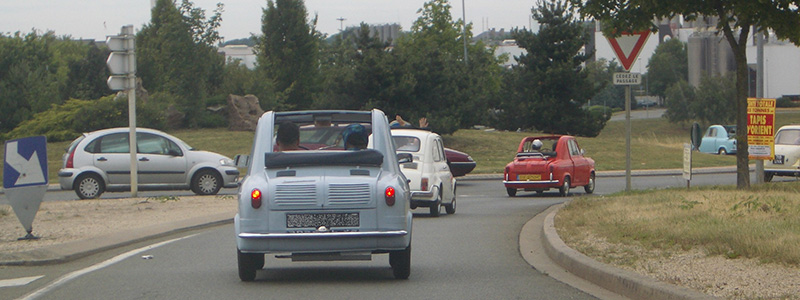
[555, 182, 800, 267]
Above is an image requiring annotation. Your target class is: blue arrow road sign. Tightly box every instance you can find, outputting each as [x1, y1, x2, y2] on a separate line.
[3, 136, 48, 189]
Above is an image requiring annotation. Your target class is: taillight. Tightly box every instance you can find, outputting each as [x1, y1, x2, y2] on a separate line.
[385, 186, 396, 206]
[421, 178, 429, 191]
[251, 189, 262, 208]
[66, 148, 76, 168]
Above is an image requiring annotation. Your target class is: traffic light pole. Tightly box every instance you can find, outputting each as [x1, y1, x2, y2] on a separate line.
[106, 25, 138, 197]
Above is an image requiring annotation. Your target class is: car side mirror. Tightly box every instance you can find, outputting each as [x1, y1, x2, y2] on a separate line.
[397, 153, 413, 164]
[581, 149, 586, 156]
[234, 154, 250, 168]
[168, 149, 182, 156]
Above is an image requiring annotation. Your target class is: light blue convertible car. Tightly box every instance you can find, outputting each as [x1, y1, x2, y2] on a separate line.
[698, 125, 737, 155]
[234, 110, 413, 281]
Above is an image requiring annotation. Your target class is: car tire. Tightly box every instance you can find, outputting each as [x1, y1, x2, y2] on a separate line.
[506, 187, 517, 197]
[764, 172, 774, 182]
[444, 188, 456, 215]
[75, 173, 104, 199]
[559, 177, 570, 197]
[237, 249, 264, 282]
[390, 245, 411, 279]
[191, 169, 222, 195]
[430, 189, 441, 217]
[718, 148, 727, 155]
[584, 173, 595, 194]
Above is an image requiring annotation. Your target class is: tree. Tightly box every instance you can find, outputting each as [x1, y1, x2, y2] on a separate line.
[137, 0, 224, 128]
[571, 0, 800, 188]
[497, 0, 606, 136]
[0, 31, 63, 134]
[64, 42, 112, 100]
[647, 38, 687, 100]
[256, 0, 320, 110]
[382, 0, 503, 134]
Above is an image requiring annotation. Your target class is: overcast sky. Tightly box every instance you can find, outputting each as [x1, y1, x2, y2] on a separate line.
[2, 0, 539, 42]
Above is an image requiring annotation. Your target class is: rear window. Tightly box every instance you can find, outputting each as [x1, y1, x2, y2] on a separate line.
[65, 135, 86, 153]
[393, 136, 421, 152]
[775, 129, 800, 145]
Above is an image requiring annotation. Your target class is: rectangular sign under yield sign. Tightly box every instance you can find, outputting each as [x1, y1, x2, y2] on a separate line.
[613, 72, 641, 85]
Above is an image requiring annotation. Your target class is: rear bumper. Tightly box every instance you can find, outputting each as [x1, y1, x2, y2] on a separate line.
[503, 180, 560, 189]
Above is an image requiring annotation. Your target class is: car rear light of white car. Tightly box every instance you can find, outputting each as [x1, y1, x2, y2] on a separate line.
[421, 178, 429, 191]
[385, 186, 396, 206]
[251, 189, 262, 208]
[66, 147, 77, 168]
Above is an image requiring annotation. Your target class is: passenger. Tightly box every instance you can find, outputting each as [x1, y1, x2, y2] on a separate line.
[531, 139, 543, 151]
[342, 123, 369, 150]
[276, 121, 301, 151]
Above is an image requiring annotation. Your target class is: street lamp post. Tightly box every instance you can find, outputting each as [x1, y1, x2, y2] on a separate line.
[462, 0, 468, 66]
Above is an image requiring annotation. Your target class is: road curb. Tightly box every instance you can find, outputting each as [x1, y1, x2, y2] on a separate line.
[0, 212, 233, 266]
[538, 204, 716, 300]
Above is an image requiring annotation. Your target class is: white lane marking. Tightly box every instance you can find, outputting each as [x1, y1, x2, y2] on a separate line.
[0, 276, 44, 288]
[18, 233, 199, 300]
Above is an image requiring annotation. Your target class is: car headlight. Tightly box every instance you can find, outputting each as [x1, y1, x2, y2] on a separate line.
[220, 158, 234, 166]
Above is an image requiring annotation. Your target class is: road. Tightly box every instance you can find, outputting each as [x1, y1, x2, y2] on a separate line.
[4, 172, 750, 299]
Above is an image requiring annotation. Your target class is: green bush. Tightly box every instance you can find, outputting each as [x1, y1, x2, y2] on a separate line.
[1, 94, 165, 143]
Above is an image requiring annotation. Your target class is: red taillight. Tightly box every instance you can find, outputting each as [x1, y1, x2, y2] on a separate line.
[421, 178, 429, 191]
[251, 189, 262, 208]
[66, 148, 76, 168]
[385, 186, 396, 206]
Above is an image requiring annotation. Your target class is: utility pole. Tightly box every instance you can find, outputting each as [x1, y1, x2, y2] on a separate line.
[461, 0, 468, 66]
[337, 17, 346, 32]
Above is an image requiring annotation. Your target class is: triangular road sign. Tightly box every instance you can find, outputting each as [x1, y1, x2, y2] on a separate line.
[606, 31, 651, 71]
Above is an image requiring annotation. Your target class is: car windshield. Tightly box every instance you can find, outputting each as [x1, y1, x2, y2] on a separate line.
[393, 136, 421, 152]
[775, 129, 800, 145]
[522, 137, 558, 154]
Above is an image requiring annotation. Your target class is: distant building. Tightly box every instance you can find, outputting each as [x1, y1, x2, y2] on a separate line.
[218, 44, 257, 69]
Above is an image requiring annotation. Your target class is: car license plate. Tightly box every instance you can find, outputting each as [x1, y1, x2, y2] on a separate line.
[773, 155, 785, 164]
[518, 174, 541, 181]
[286, 213, 359, 228]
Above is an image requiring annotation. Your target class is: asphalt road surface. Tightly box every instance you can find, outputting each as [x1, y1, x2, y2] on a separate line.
[4, 172, 761, 300]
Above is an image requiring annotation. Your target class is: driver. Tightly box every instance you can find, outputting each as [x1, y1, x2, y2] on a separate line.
[276, 121, 301, 151]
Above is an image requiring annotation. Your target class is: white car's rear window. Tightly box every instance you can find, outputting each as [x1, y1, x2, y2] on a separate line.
[775, 129, 800, 145]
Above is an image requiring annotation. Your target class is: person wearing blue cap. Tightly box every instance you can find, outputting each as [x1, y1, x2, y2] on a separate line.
[342, 123, 368, 150]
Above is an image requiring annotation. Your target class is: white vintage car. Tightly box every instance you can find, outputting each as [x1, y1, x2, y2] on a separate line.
[391, 128, 456, 217]
[234, 110, 413, 281]
[765, 125, 800, 181]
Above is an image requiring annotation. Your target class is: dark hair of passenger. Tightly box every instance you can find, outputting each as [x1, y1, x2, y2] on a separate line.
[277, 121, 300, 146]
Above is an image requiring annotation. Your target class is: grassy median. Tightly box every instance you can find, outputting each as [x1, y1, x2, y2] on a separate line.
[556, 182, 800, 267]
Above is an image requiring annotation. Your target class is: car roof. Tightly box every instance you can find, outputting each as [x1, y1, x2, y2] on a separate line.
[390, 128, 438, 138]
[778, 125, 800, 130]
[83, 127, 168, 137]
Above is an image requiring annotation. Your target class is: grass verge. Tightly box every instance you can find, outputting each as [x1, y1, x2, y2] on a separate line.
[555, 181, 800, 267]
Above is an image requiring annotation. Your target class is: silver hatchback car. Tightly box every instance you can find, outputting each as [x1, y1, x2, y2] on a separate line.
[58, 127, 239, 199]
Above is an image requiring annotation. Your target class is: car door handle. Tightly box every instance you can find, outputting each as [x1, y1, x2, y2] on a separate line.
[139, 157, 150, 162]
[97, 157, 107, 162]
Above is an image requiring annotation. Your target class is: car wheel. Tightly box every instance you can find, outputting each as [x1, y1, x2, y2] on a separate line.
[506, 187, 517, 197]
[444, 193, 456, 215]
[535, 190, 544, 196]
[584, 173, 595, 194]
[559, 177, 570, 197]
[718, 148, 727, 155]
[237, 249, 264, 282]
[75, 173, 104, 199]
[764, 172, 774, 182]
[191, 169, 222, 195]
[390, 245, 411, 279]
[429, 189, 441, 217]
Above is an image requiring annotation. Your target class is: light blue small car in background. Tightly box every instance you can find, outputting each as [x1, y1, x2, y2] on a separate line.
[698, 125, 737, 155]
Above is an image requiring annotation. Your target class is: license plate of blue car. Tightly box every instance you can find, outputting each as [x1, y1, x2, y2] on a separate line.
[286, 213, 360, 228]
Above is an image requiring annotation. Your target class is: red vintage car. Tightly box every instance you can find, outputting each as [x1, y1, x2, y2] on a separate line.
[503, 135, 595, 197]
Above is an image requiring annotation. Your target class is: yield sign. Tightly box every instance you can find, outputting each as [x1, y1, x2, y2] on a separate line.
[606, 31, 651, 71]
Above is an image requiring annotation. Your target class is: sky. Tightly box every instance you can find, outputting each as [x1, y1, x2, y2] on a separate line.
[1, 0, 540, 42]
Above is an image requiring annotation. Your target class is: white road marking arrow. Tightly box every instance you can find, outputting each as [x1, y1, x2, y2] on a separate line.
[0, 275, 44, 288]
[5, 141, 46, 186]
